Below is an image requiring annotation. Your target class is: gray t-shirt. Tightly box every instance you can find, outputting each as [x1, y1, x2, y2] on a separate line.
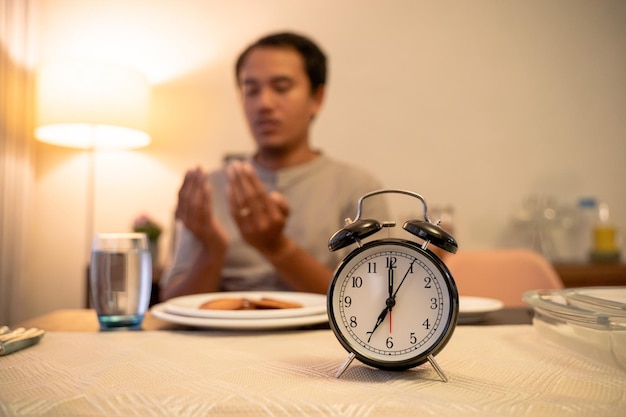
[161, 154, 389, 292]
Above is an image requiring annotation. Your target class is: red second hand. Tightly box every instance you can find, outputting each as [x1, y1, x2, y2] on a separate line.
[389, 310, 392, 333]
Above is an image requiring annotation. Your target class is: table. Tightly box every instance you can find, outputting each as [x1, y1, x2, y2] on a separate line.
[2, 311, 625, 416]
[553, 262, 626, 288]
[14, 309, 184, 332]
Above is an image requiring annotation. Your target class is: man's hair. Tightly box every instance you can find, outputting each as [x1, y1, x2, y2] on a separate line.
[235, 32, 327, 94]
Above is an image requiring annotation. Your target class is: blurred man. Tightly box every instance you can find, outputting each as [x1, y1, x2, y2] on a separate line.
[160, 32, 387, 300]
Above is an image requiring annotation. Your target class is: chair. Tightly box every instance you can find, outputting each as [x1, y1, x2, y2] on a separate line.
[445, 248, 564, 307]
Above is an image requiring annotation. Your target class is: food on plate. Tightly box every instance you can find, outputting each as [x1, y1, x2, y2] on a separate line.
[252, 297, 303, 310]
[199, 297, 303, 311]
[199, 298, 249, 310]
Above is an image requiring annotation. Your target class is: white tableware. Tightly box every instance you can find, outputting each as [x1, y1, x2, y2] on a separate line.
[151, 303, 328, 330]
[561, 287, 626, 314]
[164, 291, 326, 320]
[90, 233, 152, 330]
[523, 287, 626, 370]
[0, 327, 45, 356]
[458, 296, 504, 324]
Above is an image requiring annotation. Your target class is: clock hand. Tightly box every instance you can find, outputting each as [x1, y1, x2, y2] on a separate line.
[388, 259, 395, 333]
[388, 262, 394, 300]
[388, 266, 394, 332]
[392, 259, 416, 299]
[367, 296, 397, 342]
[366, 305, 389, 342]
[367, 257, 402, 342]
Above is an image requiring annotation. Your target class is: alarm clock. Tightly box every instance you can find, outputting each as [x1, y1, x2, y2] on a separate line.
[327, 189, 459, 382]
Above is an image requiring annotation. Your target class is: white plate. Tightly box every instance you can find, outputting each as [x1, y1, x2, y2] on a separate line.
[151, 303, 329, 330]
[458, 296, 504, 324]
[164, 291, 327, 320]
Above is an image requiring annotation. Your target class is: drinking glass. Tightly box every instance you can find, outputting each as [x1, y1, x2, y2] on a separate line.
[90, 233, 152, 330]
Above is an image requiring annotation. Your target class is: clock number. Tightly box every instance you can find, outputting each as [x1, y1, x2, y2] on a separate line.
[386, 257, 397, 269]
[410, 332, 417, 344]
[349, 316, 358, 328]
[424, 276, 432, 288]
[423, 318, 430, 329]
[352, 276, 363, 288]
[368, 262, 377, 274]
[386, 337, 394, 349]
[343, 296, 352, 307]
[430, 298, 438, 309]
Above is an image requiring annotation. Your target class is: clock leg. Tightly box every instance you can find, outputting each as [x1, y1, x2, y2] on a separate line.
[427, 355, 448, 382]
[335, 352, 356, 378]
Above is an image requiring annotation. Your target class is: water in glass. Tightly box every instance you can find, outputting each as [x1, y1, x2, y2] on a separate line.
[90, 233, 152, 330]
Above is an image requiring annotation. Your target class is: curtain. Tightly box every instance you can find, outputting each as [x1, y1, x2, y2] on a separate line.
[0, 0, 36, 325]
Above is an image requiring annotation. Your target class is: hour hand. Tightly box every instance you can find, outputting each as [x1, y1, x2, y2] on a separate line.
[366, 305, 389, 342]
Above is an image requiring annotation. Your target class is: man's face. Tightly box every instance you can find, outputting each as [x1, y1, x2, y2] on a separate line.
[237, 47, 323, 153]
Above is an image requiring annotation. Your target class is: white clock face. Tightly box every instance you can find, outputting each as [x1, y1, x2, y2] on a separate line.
[328, 240, 458, 369]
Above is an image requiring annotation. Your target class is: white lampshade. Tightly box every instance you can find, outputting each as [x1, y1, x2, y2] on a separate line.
[35, 61, 151, 149]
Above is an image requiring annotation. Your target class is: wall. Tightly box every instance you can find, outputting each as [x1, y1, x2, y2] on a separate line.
[16, 0, 626, 323]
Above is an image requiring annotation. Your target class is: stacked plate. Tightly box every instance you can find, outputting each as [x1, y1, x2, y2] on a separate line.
[523, 286, 626, 370]
[151, 291, 328, 330]
[152, 292, 504, 329]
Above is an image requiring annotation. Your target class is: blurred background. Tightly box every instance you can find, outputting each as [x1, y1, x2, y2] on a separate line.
[2, 0, 625, 324]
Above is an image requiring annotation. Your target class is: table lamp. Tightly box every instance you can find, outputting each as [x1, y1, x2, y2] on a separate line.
[35, 61, 151, 150]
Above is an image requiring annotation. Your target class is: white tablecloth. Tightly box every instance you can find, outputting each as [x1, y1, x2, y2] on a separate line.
[1, 326, 624, 417]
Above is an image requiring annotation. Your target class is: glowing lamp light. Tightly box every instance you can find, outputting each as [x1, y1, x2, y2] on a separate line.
[35, 61, 151, 150]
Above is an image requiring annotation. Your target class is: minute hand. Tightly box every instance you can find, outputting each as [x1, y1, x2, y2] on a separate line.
[388, 263, 394, 299]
